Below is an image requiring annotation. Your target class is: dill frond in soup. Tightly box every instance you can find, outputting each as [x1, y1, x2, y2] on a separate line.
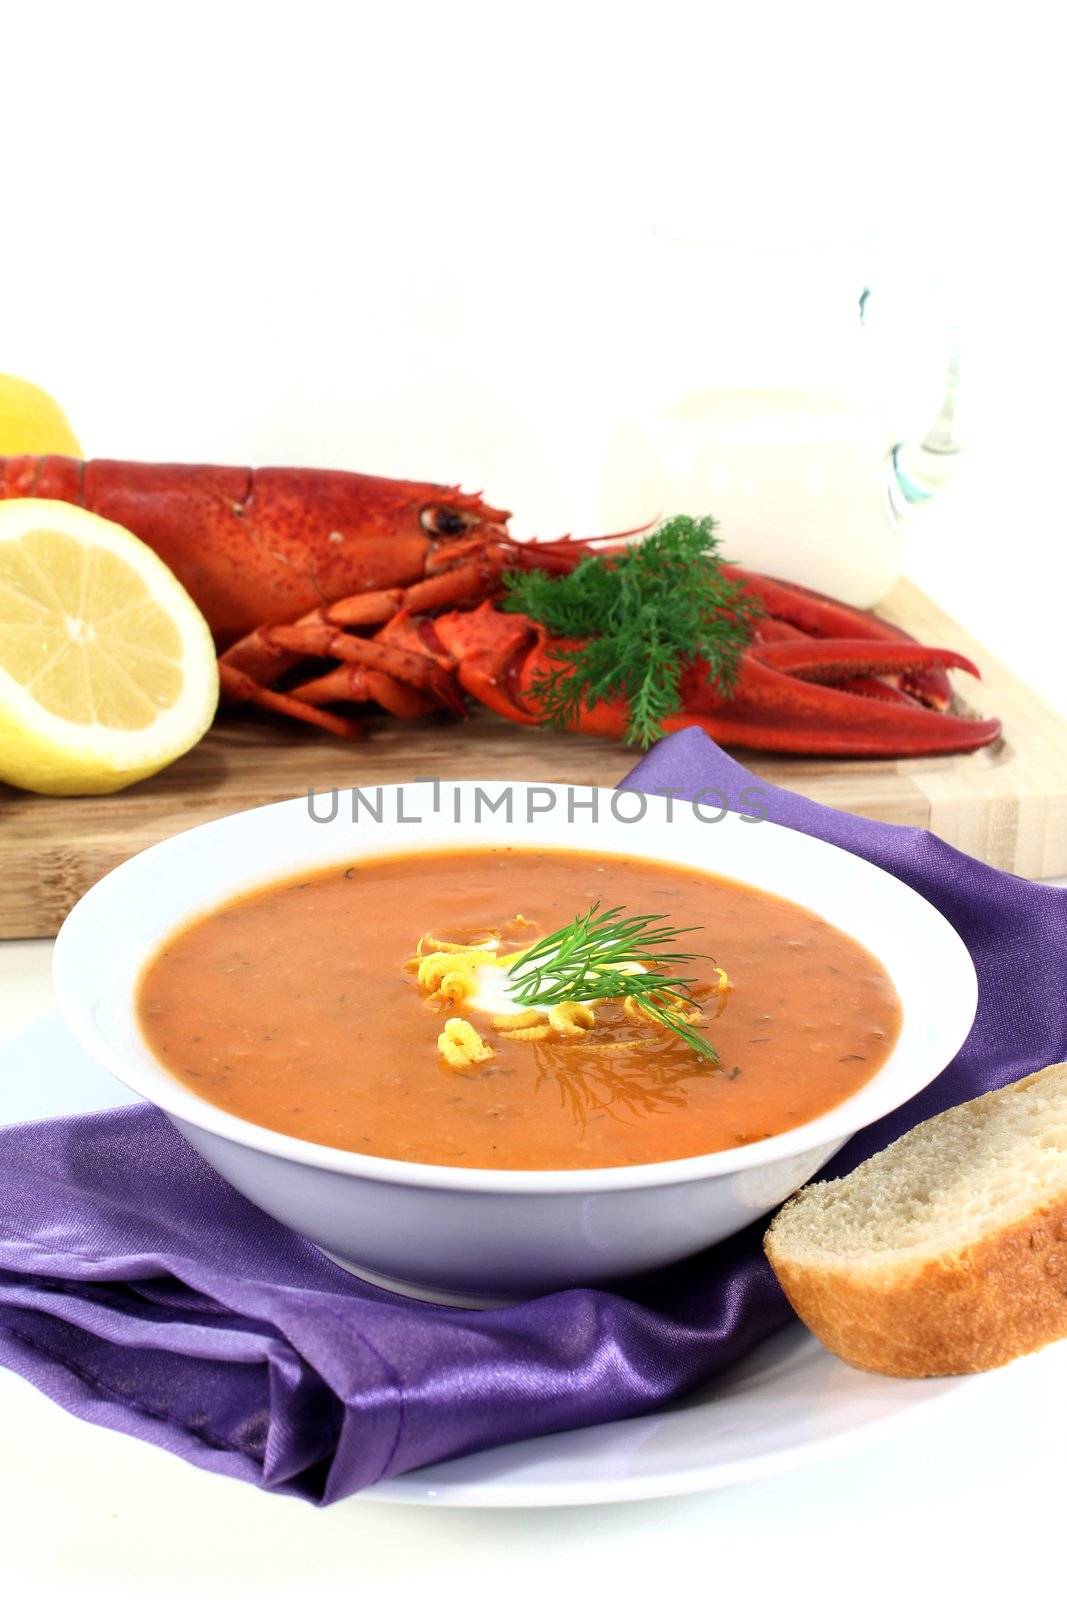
[137, 849, 902, 1171]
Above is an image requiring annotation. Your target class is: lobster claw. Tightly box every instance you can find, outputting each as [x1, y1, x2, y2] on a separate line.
[429, 606, 544, 725]
[674, 641, 1002, 757]
[430, 602, 1002, 758]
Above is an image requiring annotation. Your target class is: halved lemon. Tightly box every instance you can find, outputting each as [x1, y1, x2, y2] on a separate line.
[0, 499, 218, 795]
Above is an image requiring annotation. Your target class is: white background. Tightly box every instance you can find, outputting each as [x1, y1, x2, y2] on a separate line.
[2, 3, 1066, 1595]
[3, 1, 1066, 704]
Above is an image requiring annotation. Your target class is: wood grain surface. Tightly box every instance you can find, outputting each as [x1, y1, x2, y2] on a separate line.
[3, 580, 1065, 938]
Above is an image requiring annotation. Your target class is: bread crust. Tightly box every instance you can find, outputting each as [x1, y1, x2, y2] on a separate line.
[766, 1189, 1067, 1378]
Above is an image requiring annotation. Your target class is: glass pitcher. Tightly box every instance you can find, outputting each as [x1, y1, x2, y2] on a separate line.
[600, 230, 961, 608]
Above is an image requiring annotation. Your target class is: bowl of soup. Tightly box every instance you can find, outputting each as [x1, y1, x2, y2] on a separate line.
[52, 781, 978, 1303]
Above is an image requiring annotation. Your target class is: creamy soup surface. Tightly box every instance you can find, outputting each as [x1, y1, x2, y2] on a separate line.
[138, 848, 902, 1170]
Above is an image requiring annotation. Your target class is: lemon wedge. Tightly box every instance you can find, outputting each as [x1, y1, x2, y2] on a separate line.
[0, 498, 218, 794]
[0, 373, 81, 457]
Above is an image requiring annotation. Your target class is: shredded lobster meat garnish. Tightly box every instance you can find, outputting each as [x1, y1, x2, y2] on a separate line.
[408, 925, 728, 1072]
[412, 947, 497, 1006]
[547, 1001, 597, 1036]
[437, 1017, 495, 1071]
[416, 932, 499, 955]
[490, 1009, 551, 1038]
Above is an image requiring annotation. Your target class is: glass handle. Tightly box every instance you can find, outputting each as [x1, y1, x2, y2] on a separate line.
[887, 322, 962, 527]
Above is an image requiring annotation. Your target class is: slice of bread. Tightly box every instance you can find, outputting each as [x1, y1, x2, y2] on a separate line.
[764, 1062, 1067, 1377]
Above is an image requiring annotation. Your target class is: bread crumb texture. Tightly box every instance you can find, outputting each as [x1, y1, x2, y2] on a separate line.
[764, 1063, 1067, 1377]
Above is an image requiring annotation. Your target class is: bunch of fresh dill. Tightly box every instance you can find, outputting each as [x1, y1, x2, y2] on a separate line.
[501, 515, 762, 747]
[507, 901, 718, 1062]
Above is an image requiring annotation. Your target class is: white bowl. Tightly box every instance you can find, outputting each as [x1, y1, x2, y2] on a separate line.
[53, 781, 978, 1306]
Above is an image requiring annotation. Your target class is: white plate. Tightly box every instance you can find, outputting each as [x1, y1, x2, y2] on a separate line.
[0, 1010, 977, 1507]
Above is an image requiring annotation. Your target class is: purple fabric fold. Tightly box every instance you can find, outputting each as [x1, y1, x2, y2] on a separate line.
[1, 727, 1065, 1502]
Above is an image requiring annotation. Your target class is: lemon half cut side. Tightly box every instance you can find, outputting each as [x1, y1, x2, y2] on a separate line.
[0, 498, 219, 794]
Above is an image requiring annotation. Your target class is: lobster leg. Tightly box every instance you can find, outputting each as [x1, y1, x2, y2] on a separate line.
[265, 623, 469, 717]
[218, 664, 364, 739]
[221, 627, 459, 730]
[323, 556, 505, 627]
[215, 560, 501, 726]
[289, 665, 437, 719]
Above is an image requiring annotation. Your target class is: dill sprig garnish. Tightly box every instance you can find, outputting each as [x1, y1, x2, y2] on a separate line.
[501, 515, 763, 748]
[506, 901, 719, 1062]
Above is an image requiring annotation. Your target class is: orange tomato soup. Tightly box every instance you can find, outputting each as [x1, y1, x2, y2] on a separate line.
[138, 848, 901, 1170]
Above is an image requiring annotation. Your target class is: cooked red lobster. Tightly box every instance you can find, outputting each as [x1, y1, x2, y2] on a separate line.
[0, 456, 1002, 756]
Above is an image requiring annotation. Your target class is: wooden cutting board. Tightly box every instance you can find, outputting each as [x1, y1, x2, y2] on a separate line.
[3, 579, 1066, 939]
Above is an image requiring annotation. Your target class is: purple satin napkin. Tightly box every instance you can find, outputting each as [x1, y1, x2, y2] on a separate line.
[2, 728, 1065, 1503]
